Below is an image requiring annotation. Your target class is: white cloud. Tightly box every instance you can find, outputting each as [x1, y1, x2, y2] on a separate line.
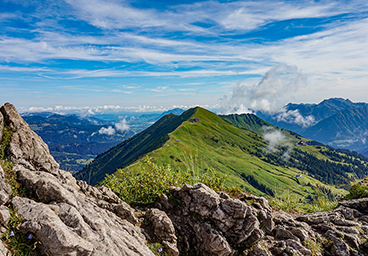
[262, 126, 292, 160]
[115, 119, 130, 132]
[150, 86, 169, 92]
[219, 64, 305, 114]
[274, 109, 316, 127]
[98, 126, 115, 135]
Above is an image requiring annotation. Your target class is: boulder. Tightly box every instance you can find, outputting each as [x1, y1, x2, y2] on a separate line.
[144, 208, 179, 256]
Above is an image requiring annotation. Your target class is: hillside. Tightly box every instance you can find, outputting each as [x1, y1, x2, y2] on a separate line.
[75, 108, 197, 185]
[85, 107, 368, 199]
[220, 113, 275, 134]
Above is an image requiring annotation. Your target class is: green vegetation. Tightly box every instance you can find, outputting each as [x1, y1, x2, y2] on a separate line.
[103, 156, 229, 204]
[220, 113, 275, 134]
[1, 127, 37, 255]
[1, 127, 12, 159]
[343, 178, 368, 200]
[270, 188, 339, 213]
[1, 207, 37, 256]
[77, 108, 197, 185]
[147, 242, 166, 256]
[303, 238, 324, 256]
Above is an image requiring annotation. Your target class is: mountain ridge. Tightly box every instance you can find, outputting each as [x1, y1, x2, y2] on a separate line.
[80, 106, 368, 199]
[75, 107, 197, 185]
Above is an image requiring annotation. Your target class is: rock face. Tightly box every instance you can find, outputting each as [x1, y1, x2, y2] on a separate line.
[0, 103, 154, 256]
[3, 102, 368, 256]
[0, 103, 60, 175]
[154, 183, 273, 255]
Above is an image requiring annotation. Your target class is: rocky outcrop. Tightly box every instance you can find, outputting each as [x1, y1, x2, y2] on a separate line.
[0, 103, 60, 175]
[153, 184, 368, 255]
[3, 102, 368, 256]
[0, 103, 154, 256]
[152, 183, 272, 255]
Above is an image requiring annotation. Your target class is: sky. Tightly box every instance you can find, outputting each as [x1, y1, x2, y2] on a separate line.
[1, 0, 368, 113]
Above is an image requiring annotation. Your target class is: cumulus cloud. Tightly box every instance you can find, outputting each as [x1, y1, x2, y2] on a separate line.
[96, 119, 130, 136]
[114, 119, 130, 132]
[274, 109, 316, 127]
[219, 64, 305, 114]
[98, 126, 115, 135]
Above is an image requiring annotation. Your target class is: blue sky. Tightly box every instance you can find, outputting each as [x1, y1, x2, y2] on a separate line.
[1, 0, 368, 113]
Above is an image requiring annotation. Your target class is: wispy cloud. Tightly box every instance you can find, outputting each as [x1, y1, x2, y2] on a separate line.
[150, 86, 169, 92]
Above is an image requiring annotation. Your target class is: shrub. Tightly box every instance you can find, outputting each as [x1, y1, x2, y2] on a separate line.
[343, 178, 368, 200]
[270, 189, 338, 213]
[269, 190, 303, 212]
[305, 195, 338, 213]
[103, 156, 229, 204]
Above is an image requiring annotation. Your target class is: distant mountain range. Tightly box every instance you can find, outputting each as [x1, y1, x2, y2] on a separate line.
[259, 98, 368, 156]
[76, 106, 368, 199]
[22, 108, 186, 172]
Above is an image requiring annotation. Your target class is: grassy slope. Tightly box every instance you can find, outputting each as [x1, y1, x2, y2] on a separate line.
[220, 113, 276, 134]
[118, 108, 345, 198]
[75, 108, 197, 185]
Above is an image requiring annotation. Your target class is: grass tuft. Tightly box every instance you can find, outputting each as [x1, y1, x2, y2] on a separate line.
[303, 238, 324, 256]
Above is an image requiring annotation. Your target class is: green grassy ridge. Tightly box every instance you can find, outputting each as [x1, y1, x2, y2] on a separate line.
[221, 112, 368, 186]
[220, 113, 276, 134]
[116, 107, 346, 199]
[75, 108, 197, 185]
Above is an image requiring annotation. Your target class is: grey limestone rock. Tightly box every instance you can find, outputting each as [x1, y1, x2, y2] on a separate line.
[0, 103, 154, 256]
[145, 208, 179, 256]
[0, 166, 11, 206]
[246, 243, 271, 256]
[12, 197, 94, 256]
[0, 206, 10, 226]
[164, 183, 264, 254]
[0, 111, 3, 144]
[0, 103, 60, 175]
[194, 222, 232, 256]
